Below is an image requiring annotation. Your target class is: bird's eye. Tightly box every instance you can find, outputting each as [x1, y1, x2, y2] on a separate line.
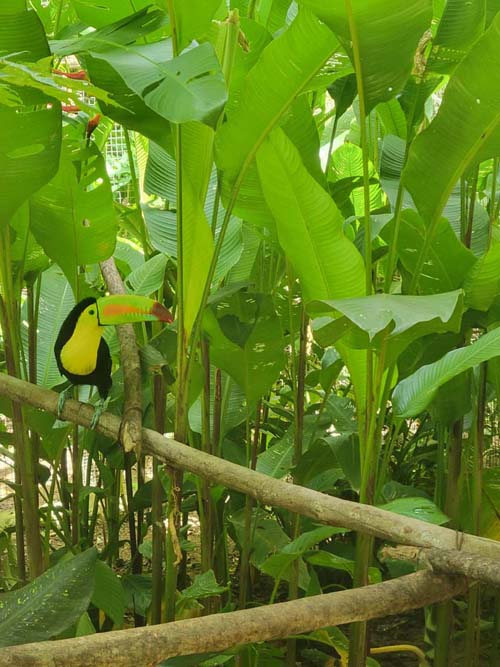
[89, 309, 95, 315]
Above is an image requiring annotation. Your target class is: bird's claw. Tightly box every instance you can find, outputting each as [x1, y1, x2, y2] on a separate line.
[57, 387, 71, 419]
[90, 398, 108, 430]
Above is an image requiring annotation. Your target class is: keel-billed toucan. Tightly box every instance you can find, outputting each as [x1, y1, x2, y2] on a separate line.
[54, 294, 172, 428]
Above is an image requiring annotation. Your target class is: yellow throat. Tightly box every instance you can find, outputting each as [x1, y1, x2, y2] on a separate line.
[60, 309, 103, 376]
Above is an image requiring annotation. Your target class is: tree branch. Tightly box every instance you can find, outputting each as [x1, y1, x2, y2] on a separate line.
[0, 571, 466, 667]
[100, 258, 143, 454]
[381, 544, 500, 587]
[1, 373, 500, 561]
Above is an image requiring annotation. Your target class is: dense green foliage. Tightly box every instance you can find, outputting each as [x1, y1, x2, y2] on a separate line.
[1, 1, 500, 666]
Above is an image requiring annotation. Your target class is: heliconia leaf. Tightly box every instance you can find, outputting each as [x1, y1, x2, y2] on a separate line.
[215, 9, 337, 199]
[0, 549, 97, 647]
[403, 14, 500, 225]
[463, 240, 500, 311]
[257, 128, 365, 302]
[0, 6, 61, 225]
[30, 137, 117, 293]
[297, 0, 432, 113]
[393, 326, 500, 417]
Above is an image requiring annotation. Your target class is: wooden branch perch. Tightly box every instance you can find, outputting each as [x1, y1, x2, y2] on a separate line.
[1, 373, 500, 562]
[0, 571, 466, 667]
[381, 545, 500, 588]
[100, 258, 143, 454]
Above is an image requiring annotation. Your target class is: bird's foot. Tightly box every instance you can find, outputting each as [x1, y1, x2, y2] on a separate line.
[90, 398, 108, 430]
[57, 386, 72, 419]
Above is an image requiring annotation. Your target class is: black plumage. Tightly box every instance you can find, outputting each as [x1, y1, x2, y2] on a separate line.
[54, 297, 112, 400]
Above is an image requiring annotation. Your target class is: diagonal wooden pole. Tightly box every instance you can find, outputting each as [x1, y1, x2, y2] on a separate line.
[2, 373, 500, 562]
[0, 571, 466, 667]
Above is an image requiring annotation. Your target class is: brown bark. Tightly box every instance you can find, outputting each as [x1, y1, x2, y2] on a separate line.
[1, 373, 500, 562]
[100, 257, 143, 454]
[0, 571, 466, 667]
[382, 544, 500, 587]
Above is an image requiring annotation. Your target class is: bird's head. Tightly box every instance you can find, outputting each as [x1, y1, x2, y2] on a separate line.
[77, 295, 173, 327]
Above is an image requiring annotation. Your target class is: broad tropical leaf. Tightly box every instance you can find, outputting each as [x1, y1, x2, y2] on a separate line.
[309, 290, 464, 363]
[216, 9, 337, 203]
[0, 7, 61, 224]
[0, 549, 97, 647]
[403, 14, 500, 224]
[30, 138, 117, 293]
[393, 326, 500, 417]
[297, 0, 432, 113]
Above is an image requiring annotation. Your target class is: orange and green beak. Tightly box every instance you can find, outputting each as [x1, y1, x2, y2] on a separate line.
[96, 295, 173, 325]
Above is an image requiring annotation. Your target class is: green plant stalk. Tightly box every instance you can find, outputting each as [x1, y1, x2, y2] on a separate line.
[464, 167, 479, 249]
[199, 341, 214, 574]
[151, 374, 166, 624]
[238, 410, 256, 610]
[488, 158, 498, 245]
[464, 363, 486, 666]
[71, 416, 81, 547]
[434, 418, 463, 667]
[124, 452, 139, 580]
[0, 232, 43, 577]
[124, 128, 150, 258]
[343, 0, 378, 659]
[286, 286, 307, 666]
[324, 113, 340, 177]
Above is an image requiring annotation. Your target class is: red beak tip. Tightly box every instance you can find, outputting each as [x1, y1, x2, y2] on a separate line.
[152, 302, 174, 323]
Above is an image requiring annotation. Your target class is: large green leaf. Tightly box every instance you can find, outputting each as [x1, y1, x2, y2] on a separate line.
[309, 290, 464, 363]
[216, 9, 337, 201]
[0, 7, 61, 224]
[328, 143, 384, 217]
[380, 208, 477, 294]
[464, 240, 500, 311]
[428, 0, 486, 73]
[403, 14, 500, 224]
[393, 326, 500, 417]
[52, 7, 166, 57]
[203, 293, 286, 404]
[256, 127, 367, 408]
[377, 497, 449, 525]
[0, 548, 97, 647]
[86, 41, 226, 128]
[91, 560, 125, 627]
[30, 137, 117, 292]
[71, 0, 154, 28]
[297, 0, 432, 113]
[257, 128, 365, 302]
[173, 0, 222, 51]
[21, 265, 75, 388]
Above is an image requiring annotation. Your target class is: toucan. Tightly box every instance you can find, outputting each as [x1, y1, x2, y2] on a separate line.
[54, 294, 172, 429]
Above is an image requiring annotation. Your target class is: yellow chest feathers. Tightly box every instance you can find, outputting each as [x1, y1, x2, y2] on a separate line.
[60, 317, 103, 376]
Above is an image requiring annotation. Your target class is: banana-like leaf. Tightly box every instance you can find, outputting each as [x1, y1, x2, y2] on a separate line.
[257, 127, 367, 408]
[216, 9, 337, 199]
[71, 0, 153, 28]
[309, 290, 464, 364]
[403, 14, 500, 224]
[464, 240, 500, 311]
[297, 0, 432, 113]
[329, 143, 384, 216]
[203, 293, 286, 405]
[428, 0, 486, 73]
[0, 7, 61, 224]
[257, 129, 365, 302]
[0, 548, 97, 647]
[173, 0, 222, 51]
[30, 136, 117, 293]
[393, 326, 500, 417]
[52, 7, 166, 56]
[21, 264, 75, 388]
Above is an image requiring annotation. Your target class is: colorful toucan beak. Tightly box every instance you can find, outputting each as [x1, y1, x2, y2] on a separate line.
[96, 295, 173, 325]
